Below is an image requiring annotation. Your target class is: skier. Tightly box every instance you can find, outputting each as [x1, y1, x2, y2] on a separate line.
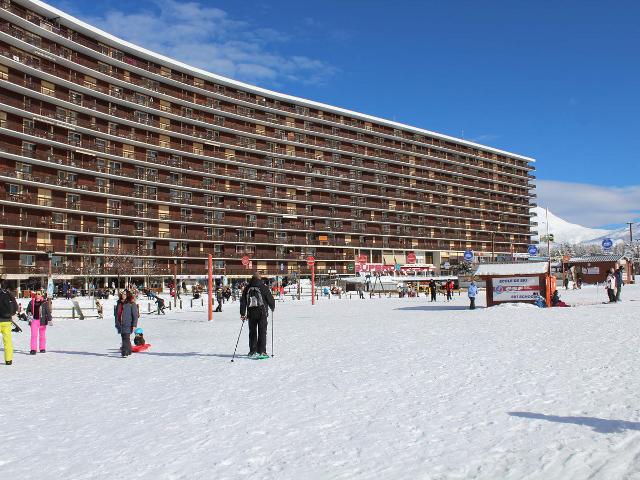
[240, 273, 275, 357]
[215, 288, 223, 312]
[0, 280, 19, 365]
[357, 284, 364, 299]
[27, 291, 51, 354]
[615, 266, 624, 302]
[446, 281, 453, 301]
[429, 279, 437, 302]
[155, 296, 166, 315]
[605, 268, 616, 303]
[468, 281, 478, 310]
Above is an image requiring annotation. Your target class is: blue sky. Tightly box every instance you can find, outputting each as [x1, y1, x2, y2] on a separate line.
[49, 0, 640, 228]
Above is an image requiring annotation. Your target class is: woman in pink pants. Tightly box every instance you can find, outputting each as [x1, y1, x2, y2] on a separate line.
[27, 292, 51, 354]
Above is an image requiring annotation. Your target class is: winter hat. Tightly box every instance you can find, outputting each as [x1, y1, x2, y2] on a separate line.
[134, 328, 143, 334]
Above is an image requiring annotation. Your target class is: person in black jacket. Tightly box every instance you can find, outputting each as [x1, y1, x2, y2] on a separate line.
[240, 273, 275, 357]
[429, 279, 437, 302]
[0, 280, 19, 365]
[615, 266, 624, 302]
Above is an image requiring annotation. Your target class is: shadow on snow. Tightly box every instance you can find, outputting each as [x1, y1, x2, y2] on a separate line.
[394, 304, 480, 312]
[508, 412, 640, 433]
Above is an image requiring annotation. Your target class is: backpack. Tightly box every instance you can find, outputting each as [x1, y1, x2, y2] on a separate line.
[0, 290, 17, 318]
[246, 286, 264, 311]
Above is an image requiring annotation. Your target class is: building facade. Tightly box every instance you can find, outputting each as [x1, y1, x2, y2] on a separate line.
[0, 0, 536, 287]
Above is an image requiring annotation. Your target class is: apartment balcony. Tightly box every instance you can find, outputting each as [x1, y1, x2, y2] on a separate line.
[0, 58, 531, 193]
[0, 12, 533, 179]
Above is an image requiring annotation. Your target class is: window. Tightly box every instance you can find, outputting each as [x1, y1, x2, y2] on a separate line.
[68, 132, 82, 146]
[133, 93, 148, 106]
[20, 254, 35, 266]
[69, 91, 82, 105]
[93, 138, 107, 153]
[7, 183, 22, 197]
[134, 111, 149, 124]
[22, 142, 36, 157]
[51, 212, 66, 224]
[110, 86, 123, 98]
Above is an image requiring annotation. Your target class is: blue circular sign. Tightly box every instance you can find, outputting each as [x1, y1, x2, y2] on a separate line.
[463, 250, 474, 262]
[602, 238, 613, 250]
[528, 245, 539, 256]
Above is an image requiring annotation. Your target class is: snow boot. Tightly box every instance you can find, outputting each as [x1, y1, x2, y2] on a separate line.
[30, 350, 36, 355]
[5, 360, 11, 365]
[40, 349, 46, 353]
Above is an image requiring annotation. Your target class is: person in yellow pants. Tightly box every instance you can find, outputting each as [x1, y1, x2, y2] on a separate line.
[1, 321, 13, 365]
[1, 279, 19, 365]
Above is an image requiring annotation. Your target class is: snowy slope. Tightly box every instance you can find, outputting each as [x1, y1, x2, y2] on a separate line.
[531, 206, 609, 244]
[4, 288, 640, 479]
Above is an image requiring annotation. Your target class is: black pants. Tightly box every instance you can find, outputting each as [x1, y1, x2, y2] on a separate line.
[121, 333, 132, 356]
[431, 292, 437, 302]
[248, 312, 268, 354]
[607, 288, 616, 302]
[470, 297, 475, 310]
[616, 287, 622, 302]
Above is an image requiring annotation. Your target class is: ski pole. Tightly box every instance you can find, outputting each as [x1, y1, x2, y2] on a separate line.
[271, 309, 274, 358]
[231, 318, 245, 363]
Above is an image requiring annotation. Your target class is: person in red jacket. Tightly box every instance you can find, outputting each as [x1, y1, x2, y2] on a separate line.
[445, 281, 453, 301]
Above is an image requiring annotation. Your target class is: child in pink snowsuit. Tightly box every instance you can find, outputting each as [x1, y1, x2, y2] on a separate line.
[27, 292, 51, 354]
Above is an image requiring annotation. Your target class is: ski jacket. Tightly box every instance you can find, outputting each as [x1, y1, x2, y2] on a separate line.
[240, 279, 275, 317]
[615, 270, 623, 289]
[113, 300, 124, 330]
[39, 301, 52, 325]
[0, 288, 18, 321]
[117, 302, 139, 334]
[27, 298, 43, 320]
[605, 274, 615, 290]
[468, 283, 478, 298]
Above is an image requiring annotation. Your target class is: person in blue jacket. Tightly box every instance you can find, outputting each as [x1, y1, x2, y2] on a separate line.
[468, 281, 478, 310]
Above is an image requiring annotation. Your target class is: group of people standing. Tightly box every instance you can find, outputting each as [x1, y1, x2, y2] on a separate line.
[113, 291, 140, 357]
[0, 282, 52, 365]
[605, 266, 625, 303]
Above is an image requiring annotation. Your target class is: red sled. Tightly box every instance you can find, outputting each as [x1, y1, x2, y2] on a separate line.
[132, 343, 151, 353]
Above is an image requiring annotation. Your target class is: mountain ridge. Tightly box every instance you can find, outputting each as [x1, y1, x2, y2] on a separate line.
[530, 207, 632, 245]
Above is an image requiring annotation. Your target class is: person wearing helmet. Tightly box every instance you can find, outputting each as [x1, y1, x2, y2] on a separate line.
[133, 327, 145, 347]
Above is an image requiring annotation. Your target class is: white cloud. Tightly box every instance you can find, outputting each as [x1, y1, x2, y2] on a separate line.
[83, 0, 336, 86]
[536, 179, 640, 227]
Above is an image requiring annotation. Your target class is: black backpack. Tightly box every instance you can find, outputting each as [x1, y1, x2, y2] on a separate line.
[0, 290, 17, 318]
[246, 286, 265, 312]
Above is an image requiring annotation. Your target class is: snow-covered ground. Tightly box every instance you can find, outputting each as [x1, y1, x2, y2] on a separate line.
[4, 284, 640, 479]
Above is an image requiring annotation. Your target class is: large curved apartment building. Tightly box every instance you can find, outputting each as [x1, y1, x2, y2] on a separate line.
[0, 0, 535, 287]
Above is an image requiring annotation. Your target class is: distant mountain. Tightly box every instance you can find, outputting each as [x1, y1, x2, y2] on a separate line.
[583, 225, 634, 246]
[530, 206, 609, 244]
